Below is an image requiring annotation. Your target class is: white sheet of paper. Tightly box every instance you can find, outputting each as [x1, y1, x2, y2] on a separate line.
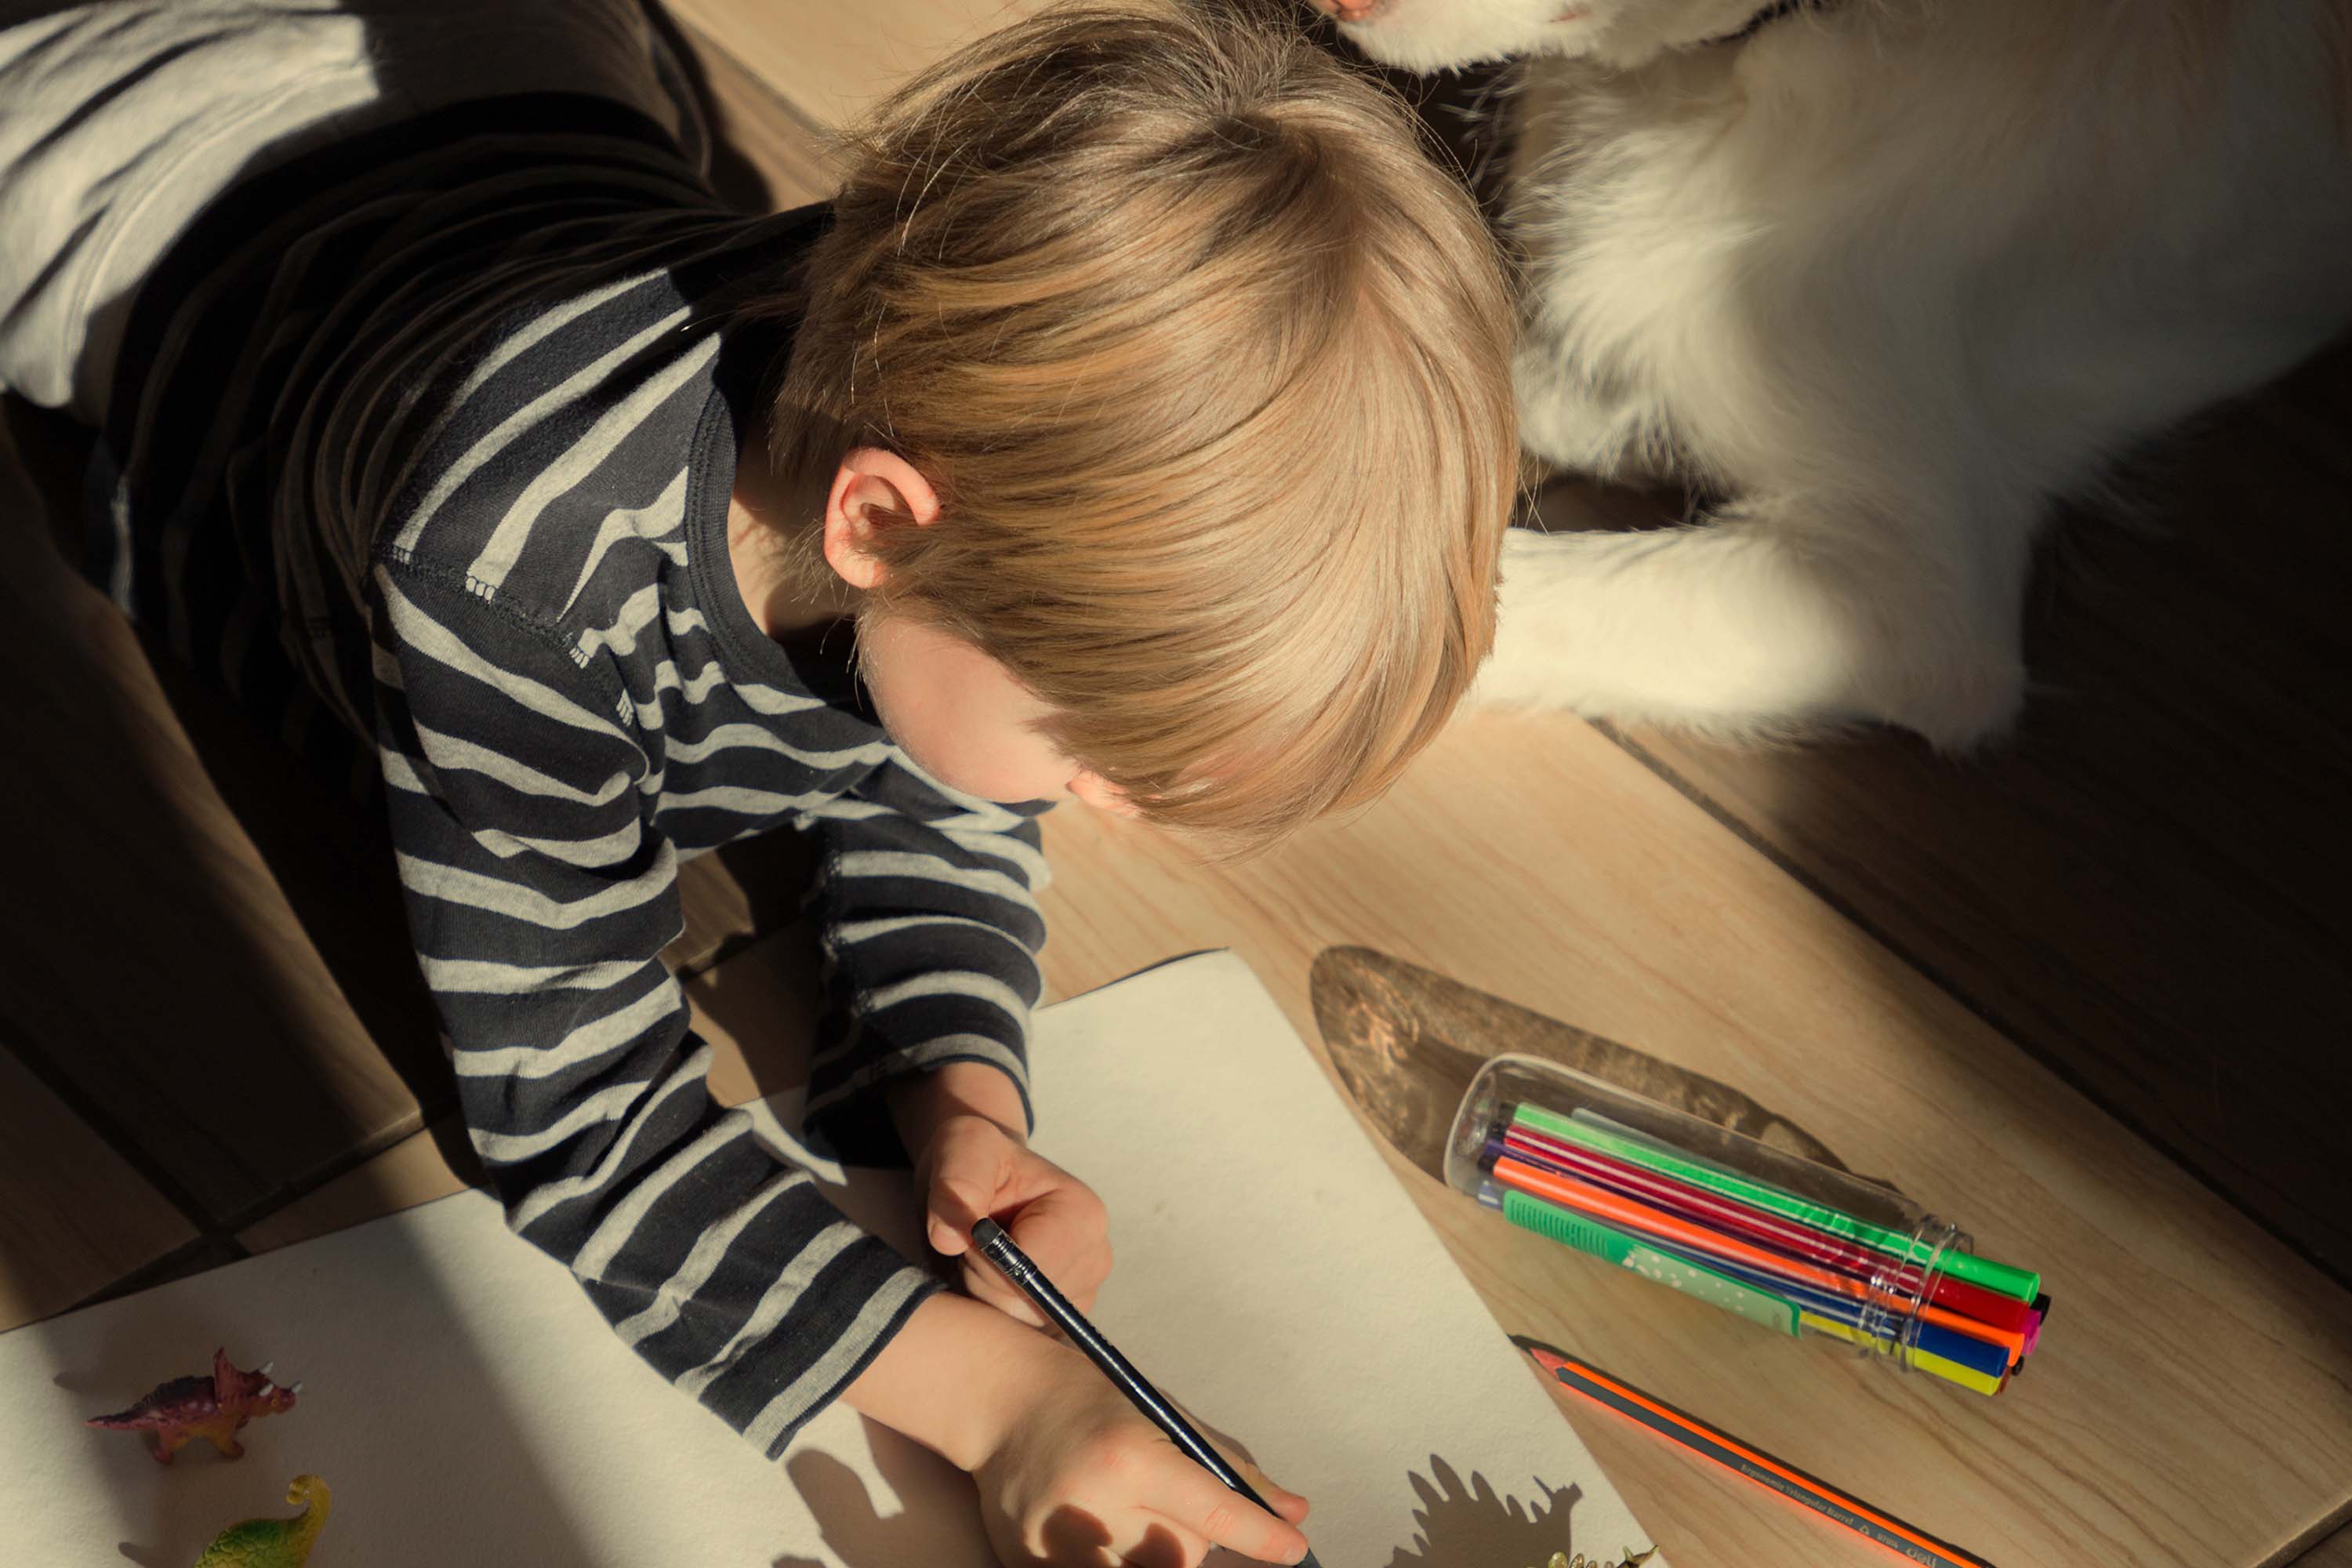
[2, 952, 1657, 1567]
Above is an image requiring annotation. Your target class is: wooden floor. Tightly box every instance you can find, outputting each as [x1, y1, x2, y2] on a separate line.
[2, 4, 2348, 1566]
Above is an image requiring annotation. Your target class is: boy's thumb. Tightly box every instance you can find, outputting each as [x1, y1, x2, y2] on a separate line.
[927, 1175, 990, 1255]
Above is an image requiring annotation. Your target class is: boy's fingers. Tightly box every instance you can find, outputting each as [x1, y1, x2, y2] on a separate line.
[1005, 1189, 1111, 1306]
[1126, 1518, 1211, 1568]
[1149, 1461, 1310, 1566]
[1222, 1450, 1308, 1524]
[960, 1256, 1048, 1327]
[926, 1171, 998, 1257]
[1247, 1474, 1309, 1526]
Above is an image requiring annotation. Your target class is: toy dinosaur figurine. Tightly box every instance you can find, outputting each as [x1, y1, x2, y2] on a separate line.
[193, 1475, 332, 1568]
[85, 1348, 299, 1464]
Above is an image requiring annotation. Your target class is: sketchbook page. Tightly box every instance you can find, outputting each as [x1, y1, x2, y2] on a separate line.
[1, 1181, 1000, 1568]
[2, 950, 1657, 1567]
[1031, 951, 1658, 1568]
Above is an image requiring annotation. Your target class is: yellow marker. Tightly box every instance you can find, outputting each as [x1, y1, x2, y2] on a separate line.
[1799, 1312, 2007, 1397]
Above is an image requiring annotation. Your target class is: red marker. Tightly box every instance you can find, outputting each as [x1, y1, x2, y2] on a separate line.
[1501, 1123, 2031, 1332]
[1490, 1156, 2029, 1365]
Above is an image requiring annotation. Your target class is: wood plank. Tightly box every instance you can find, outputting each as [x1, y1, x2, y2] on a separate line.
[1584, 344, 2352, 1279]
[0, 397, 796, 1235]
[234, 1122, 474, 1258]
[2256, 340, 2352, 484]
[67, 1239, 249, 1314]
[653, 5, 840, 211]
[0, 404, 437, 1228]
[1030, 711, 2352, 1568]
[2295, 1521, 2352, 1568]
[660, 0, 1046, 132]
[205, 701, 2352, 1566]
[670, 833, 818, 978]
[0, 1046, 198, 1332]
[5, 14, 2336, 1568]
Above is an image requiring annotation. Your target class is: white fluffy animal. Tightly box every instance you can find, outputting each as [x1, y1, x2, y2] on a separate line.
[1317, 0, 2352, 746]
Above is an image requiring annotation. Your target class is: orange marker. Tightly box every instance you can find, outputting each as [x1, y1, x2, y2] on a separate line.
[1490, 1157, 2028, 1365]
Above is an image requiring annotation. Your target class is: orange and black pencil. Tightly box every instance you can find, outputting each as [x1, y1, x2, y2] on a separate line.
[1515, 1338, 1997, 1568]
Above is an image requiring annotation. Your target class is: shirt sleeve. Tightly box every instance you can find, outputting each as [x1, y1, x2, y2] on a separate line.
[367, 557, 935, 1457]
[791, 756, 1053, 1166]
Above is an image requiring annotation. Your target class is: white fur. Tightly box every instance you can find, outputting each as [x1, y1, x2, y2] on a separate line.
[1327, 0, 2352, 746]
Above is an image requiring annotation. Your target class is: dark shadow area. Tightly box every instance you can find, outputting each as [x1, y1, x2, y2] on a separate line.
[638, 0, 779, 216]
[1308, 943, 1863, 1183]
[1041, 1507, 1191, 1568]
[1385, 1456, 1594, 1568]
[0, 0, 827, 1563]
[1331, 6, 2352, 1310]
[1525, 349, 2352, 1335]
[771, 1438, 995, 1568]
[4, 392, 601, 1568]
[1312, 9, 2352, 1284]
[765, 1431, 1604, 1568]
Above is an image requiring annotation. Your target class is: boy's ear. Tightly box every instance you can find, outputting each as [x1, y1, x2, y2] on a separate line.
[823, 447, 940, 590]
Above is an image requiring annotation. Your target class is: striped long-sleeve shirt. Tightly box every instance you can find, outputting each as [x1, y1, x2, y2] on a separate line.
[79, 89, 1052, 1454]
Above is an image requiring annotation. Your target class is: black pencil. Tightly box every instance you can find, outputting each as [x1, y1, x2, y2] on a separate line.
[969, 1218, 1323, 1568]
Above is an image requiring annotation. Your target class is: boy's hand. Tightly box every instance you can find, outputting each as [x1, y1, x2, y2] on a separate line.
[976, 1335, 1313, 1567]
[920, 1113, 1111, 1327]
[891, 1063, 1113, 1327]
[844, 1294, 1313, 1567]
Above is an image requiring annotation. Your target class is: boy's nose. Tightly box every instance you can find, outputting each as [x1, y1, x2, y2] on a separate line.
[1308, 0, 1386, 20]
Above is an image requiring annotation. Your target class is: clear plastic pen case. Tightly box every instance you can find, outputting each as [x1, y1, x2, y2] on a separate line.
[1446, 1054, 2043, 1394]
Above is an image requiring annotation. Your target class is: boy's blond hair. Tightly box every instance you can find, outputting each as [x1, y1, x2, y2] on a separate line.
[765, 0, 1516, 849]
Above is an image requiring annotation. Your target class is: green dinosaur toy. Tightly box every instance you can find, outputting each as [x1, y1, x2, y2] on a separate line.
[192, 1475, 331, 1568]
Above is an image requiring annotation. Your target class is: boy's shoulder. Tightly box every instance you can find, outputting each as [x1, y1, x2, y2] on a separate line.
[373, 319, 771, 659]
[368, 211, 823, 647]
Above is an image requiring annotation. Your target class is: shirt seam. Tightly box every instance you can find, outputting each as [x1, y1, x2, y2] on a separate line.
[374, 543, 635, 733]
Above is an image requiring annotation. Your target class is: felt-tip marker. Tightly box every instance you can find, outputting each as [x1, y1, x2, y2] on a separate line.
[969, 1218, 1323, 1568]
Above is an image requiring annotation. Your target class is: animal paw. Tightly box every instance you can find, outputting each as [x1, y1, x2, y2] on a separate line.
[1513, 341, 1681, 486]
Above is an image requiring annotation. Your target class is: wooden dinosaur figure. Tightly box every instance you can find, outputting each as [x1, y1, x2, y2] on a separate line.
[85, 1348, 300, 1464]
[194, 1475, 332, 1568]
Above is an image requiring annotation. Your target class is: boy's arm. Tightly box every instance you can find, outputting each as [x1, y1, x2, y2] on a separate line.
[368, 560, 935, 1457]
[791, 758, 1051, 1163]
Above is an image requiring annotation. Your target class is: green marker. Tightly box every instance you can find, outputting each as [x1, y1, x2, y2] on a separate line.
[1486, 1182, 1802, 1337]
[1509, 1102, 2040, 1303]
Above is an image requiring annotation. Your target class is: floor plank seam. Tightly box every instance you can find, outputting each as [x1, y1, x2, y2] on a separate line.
[64, 1235, 251, 1317]
[2253, 387, 2352, 485]
[212, 1113, 445, 1240]
[0, 1025, 220, 1241]
[1595, 720, 2352, 1297]
[2272, 1504, 2352, 1568]
[678, 15, 838, 157]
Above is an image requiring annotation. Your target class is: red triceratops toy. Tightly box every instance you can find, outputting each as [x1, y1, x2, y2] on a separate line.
[85, 1348, 300, 1464]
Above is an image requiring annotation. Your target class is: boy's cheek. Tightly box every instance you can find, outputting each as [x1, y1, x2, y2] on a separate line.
[901, 725, 1075, 805]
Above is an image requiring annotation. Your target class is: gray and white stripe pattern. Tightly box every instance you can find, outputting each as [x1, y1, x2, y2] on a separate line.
[85, 93, 1053, 1456]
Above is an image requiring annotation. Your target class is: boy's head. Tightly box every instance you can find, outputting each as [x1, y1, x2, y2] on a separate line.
[764, 0, 1518, 851]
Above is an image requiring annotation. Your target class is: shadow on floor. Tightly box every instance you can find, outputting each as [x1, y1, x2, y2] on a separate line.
[1523, 343, 2352, 1335]
[0, 2, 841, 1560]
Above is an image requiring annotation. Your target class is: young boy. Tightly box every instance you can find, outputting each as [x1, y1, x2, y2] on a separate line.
[0, 2, 1516, 1563]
